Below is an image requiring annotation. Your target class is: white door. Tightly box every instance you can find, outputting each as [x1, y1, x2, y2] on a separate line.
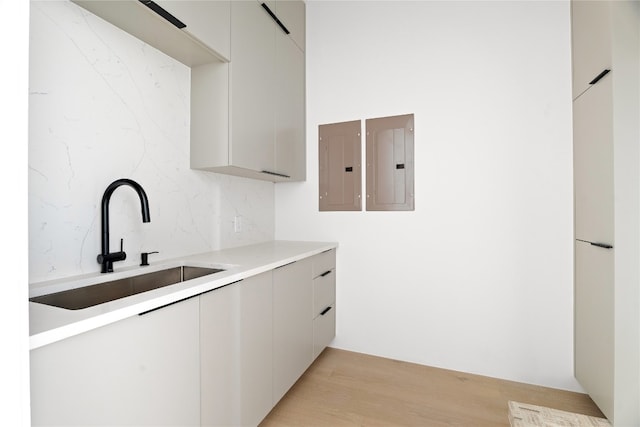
[573, 75, 614, 245]
[574, 240, 614, 417]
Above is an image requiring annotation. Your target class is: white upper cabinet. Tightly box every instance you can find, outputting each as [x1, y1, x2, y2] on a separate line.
[71, 0, 230, 66]
[155, 0, 231, 61]
[275, 28, 306, 181]
[191, 0, 307, 182]
[73, 0, 306, 183]
[229, 0, 306, 181]
[570, 1, 612, 99]
[229, 0, 277, 175]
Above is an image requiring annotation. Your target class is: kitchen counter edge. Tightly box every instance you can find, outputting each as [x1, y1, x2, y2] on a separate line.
[29, 240, 338, 350]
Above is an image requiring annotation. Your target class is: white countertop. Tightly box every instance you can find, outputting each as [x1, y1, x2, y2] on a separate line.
[29, 240, 337, 350]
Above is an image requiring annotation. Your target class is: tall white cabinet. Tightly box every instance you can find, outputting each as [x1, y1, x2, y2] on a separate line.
[571, 1, 640, 425]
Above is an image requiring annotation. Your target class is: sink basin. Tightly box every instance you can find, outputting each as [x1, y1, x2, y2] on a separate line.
[29, 266, 224, 310]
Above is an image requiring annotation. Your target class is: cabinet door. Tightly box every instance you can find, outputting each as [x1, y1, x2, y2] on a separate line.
[275, 30, 305, 180]
[313, 304, 336, 359]
[573, 75, 614, 244]
[575, 240, 614, 418]
[275, 0, 305, 51]
[318, 121, 363, 211]
[312, 250, 336, 359]
[313, 269, 335, 319]
[200, 284, 236, 426]
[200, 272, 273, 427]
[570, 0, 612, 99]
[155, 0, 231, 61]
[237, 273, 274, 426]
[30, 297, 200, 426]
[273, 259, 313, 403]
[365, 114, 415, 211]
[230, 0, 276, 174]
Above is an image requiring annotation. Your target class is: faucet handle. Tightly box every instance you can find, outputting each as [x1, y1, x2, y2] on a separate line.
[140, 251, 159, 266]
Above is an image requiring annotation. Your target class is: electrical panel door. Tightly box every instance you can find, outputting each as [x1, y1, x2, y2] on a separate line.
[366, 114, 414, 211]
[318, 120, 362, 211]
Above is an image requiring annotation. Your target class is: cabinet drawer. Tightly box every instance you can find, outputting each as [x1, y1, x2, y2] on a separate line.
[312, 249, 336, 278]
[313, 304, 335, 359]
[313, 270, 335, 317]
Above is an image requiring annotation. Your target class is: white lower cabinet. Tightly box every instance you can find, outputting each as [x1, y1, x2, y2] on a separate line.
[271, 250, 337, 403]
[30, 297, 200, 426]
[31, 249, 337, 427]
[273, 259, 314, 403]
[200, 272, 273, 427]
[313, 304, 336, 359]
[312, 250, 336, 359]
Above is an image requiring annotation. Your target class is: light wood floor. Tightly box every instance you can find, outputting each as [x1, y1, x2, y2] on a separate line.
[260, 347, 604, 426]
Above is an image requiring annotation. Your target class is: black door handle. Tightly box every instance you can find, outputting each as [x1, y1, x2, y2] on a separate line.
[589, 69, 610, 85]
[320, 306, 332, 316]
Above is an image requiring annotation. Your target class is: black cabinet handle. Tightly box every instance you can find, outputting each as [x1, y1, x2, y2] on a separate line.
[589, 69, 611, 85]
[139, 1, 186, 29]
[320, 270, 332, 277]
[275, 261, 296, 269]
[320, 306, 332, 316]
[261, 170, 291, 179]
[577, 238, 613, 249]
[139, 294, 197, 316]
[261, 3, 290, 35]
[140, 279, 244, 314]
[590, 242, 613, 249]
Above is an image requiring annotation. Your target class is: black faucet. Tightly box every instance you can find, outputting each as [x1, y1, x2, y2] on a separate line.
[97, 178, 151, 273]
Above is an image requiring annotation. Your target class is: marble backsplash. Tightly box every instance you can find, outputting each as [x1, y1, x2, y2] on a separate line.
[29, 1, 274, 283]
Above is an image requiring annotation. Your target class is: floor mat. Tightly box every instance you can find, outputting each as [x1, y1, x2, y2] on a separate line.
[508, 401, 610, 427]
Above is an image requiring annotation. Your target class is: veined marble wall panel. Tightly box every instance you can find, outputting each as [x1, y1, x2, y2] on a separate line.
[28, 1, 274, 283]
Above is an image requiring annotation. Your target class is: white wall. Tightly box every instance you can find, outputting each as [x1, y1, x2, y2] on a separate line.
[277, 0, 579, 391]
[1, 0, 31, 424]
[29, 1, 274, 283]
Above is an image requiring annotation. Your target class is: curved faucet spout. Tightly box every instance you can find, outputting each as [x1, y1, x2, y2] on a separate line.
[99, 178, 151, 273]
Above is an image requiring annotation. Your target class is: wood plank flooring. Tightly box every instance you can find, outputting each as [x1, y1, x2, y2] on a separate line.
[260, 347, 604, 427]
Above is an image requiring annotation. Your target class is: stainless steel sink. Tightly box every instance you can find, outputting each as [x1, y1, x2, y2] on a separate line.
[29, 266, 224, 310]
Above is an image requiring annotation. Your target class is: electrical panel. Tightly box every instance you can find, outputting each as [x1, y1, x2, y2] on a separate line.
[365, 114, 414, 211]
[318, 120, 362, 211]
